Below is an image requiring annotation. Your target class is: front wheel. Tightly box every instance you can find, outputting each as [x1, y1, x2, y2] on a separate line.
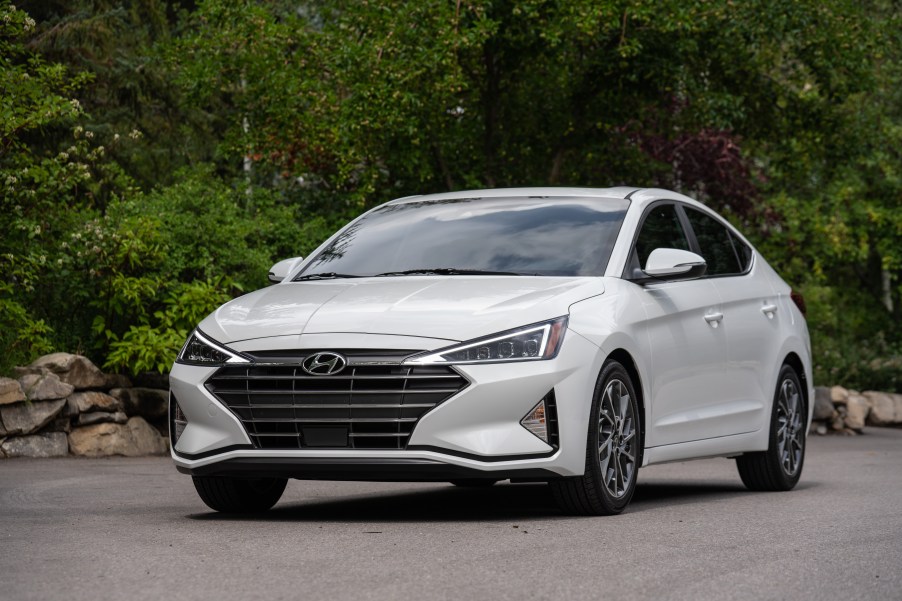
[736, 365, 806, 491]
[192, 476, 287, 513]
[550, 360, 640, 515]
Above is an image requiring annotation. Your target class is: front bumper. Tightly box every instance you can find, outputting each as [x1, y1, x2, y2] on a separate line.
[170, 331, 603, 479]
[176, 456, 560, 482]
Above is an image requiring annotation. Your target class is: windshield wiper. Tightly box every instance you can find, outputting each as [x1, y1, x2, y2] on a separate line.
[293, 272, 362, 281]
[373, 268, 527, 277]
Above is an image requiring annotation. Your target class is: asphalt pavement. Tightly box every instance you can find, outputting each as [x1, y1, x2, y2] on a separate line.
[2, 428, 901, 601]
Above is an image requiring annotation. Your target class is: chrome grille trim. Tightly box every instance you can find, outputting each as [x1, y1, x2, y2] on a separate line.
[204, 350, 469, 450]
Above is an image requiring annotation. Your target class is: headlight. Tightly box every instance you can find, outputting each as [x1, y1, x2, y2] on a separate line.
[176, 330, 249, 366]
[404, 317, 568, 365]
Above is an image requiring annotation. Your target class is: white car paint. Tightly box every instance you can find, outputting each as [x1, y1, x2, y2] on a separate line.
[171, 186, 814, 484]
[201, 276, 606, 344]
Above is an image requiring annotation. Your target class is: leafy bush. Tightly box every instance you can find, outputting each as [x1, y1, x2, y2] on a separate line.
[104, 280, 232, 373]
[0, 285, 55, 375]
[85, 166, 340, 373]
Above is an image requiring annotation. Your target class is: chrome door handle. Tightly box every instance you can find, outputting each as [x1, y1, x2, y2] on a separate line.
[704, 312, 724, 327]
[761, 304, 778, 318]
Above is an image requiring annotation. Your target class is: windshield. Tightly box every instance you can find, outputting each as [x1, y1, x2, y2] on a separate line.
[296, 196, 630, 279]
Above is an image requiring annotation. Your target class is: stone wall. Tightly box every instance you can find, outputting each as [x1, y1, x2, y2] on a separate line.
[812, 386, 902, 435]
[0, 353, 169, 458]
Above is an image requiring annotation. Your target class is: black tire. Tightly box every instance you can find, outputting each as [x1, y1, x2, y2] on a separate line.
[449, 479, 498, 487]
[550, 360, 641, 515]
[736, 365, 806, 491]
[192, 476, 287, 513]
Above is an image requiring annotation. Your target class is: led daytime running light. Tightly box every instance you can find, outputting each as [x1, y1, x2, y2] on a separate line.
[404, 317, 567, 365]
[177, 330, 249, 366]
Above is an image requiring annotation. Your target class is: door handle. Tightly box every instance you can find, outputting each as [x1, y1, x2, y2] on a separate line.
[704, 312, 724, 328]
[761, 304, 778, 319]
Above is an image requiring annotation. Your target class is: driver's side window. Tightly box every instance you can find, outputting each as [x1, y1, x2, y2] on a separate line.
[634, 203, 690, 268]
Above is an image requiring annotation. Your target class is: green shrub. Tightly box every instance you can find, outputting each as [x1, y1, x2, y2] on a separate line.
[104, 279, 232, 373]
[0, 285, 55, 375]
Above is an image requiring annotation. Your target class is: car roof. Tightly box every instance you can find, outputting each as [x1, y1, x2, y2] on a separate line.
[387, 186, 705, 211]
[387, 187, 642, 204]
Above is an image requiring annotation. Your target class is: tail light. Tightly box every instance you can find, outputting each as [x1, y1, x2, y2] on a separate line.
[790, 290, 807, 318]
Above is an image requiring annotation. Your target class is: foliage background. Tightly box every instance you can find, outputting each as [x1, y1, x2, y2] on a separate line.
[1, 0, 900, 391]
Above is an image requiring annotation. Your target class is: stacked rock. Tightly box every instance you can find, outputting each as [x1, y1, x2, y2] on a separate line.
[0, 353, 169, 458]
[811, 385, 902, 435]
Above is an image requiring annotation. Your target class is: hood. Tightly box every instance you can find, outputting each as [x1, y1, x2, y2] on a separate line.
[198, 276, 605, 345]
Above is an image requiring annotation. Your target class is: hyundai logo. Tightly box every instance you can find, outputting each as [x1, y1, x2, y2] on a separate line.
[301, 352, 347, 376]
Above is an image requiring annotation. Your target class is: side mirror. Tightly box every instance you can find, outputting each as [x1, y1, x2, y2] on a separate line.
[643, 248, 707, 281]
[268, 257, 305, 283]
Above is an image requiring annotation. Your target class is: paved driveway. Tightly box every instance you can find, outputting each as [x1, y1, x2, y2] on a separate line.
[2, 428, 900, 601]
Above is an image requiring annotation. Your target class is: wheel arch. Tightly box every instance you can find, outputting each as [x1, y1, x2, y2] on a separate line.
[605, 348, 646, 467]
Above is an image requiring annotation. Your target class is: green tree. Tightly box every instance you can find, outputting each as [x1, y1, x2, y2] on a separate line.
[20, 0, 211, 189]
[3, 0, 900, 388]
[1, 1, 93, 371]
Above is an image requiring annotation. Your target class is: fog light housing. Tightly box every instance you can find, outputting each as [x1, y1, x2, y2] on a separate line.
[169, 393, 188, 447]
[520, 391, 558, 446]
[521, 400, 548, 442]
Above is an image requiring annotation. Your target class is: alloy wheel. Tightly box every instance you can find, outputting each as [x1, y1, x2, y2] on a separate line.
[598, 378, 636, 498]
[776, 378, 803, 477]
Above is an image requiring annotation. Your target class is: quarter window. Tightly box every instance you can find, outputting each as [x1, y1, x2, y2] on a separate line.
[685, 208, 742, 276]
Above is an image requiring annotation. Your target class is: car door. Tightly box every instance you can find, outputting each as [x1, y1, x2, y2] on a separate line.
[627, 203, 730, 447]
[682, 206, 779, 436]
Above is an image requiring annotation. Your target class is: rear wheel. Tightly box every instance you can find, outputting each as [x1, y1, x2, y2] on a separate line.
[192, 476, 287, 513]
[736, 365, 806, 491]
[551, 361, 640, 515]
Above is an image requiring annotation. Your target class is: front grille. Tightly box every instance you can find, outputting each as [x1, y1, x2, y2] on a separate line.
[205, 350, 468, 450]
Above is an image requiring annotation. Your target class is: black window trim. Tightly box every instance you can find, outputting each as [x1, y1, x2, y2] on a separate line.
[620, 200, 690, 281]
[622, 199, 755, 282]
[678, 203, 755, 280]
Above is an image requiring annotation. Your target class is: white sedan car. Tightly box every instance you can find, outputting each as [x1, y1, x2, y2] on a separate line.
[170, 187, 813, 515]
